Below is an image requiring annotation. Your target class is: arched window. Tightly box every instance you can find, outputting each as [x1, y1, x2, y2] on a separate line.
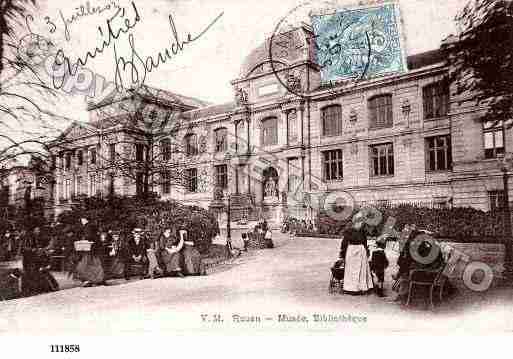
[368, 94, 393, 128]
[184, 134, 198, 156]
[261, 117, 278, 146]
[214, 128, 227, 152]
[322, 105, 342, 136]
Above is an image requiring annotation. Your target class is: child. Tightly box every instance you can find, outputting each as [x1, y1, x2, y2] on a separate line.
[264, 228, 274, 249]
[242, 232, 249, 252]
[370, 241, 389, 297]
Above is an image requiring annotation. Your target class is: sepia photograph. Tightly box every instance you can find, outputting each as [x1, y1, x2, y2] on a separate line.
[0, 0, 512, 344]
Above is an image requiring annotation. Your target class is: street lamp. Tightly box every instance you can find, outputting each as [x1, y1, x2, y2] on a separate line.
[227, 193, 231, 242]
[497, 153, 513, 280]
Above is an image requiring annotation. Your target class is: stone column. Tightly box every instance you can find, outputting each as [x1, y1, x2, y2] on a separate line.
[246, 116, 251, 155]
[300, 154, 305, 192]
[281, 109, 288, 147]
[299, 103, 305, 146]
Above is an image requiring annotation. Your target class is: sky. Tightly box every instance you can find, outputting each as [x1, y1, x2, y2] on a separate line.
[1, 0, 468, 159]
[30, 0, 467, 105]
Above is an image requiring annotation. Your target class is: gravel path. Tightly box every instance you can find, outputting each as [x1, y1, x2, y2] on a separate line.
[1, 234, 512, 334]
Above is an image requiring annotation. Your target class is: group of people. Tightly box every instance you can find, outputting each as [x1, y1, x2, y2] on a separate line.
[250, 220, 274, 249]
[281, 217, 314, 235]
[336, 211, 450, 301]
[0, 227, 33, 262]
[69, 217, 205, 287]
[1, 216, 206, 296]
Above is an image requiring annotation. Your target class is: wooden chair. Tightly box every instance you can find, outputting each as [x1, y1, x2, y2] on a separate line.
[406, 249, 455, 309]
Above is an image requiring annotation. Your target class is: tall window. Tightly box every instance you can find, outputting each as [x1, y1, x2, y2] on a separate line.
[369, 94, 393, 128]
[89, 175, 97, 196]
[76, 150, 83, 166]
[214, 128, 227, 152]
[215, 164, 228, 189]
[136, 172, 144, 196]
[484, 120, 504, 159]
[90, 147, 97, 164]
[161, 138, 171, 160]
[489, 190, 506, 213]
[322, 149, 343, 181]
[370, 143, 394, 176]
[51, 155, 57, 170]
[76, 176, 82, 195]
[322, 105, 342, 136]
[186, 168, 198, 192]
[109, 144, 116, 162]
[288, 158, 300, 192]
[109, 174, 115, 196]
[161, 171, 171, 194]
[64, 179, 71, 199]
[423, 81, 450, 119]
[426, 135, 452, 171]
[65, 153, 71, 170]
[184, 134, 198, 156]
[287, 110, 298, 143]
[236, 120, 246, 153]
[262, 117, 278, 146]
[135, 144, 145, 162]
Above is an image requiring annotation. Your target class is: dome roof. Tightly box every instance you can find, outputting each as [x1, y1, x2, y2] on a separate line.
[239, 27, 311, 79]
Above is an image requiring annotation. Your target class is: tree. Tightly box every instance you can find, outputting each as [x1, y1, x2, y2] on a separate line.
[0, 0, 35, 76]
[86, 85, 191, 199]
[0, 1, 77, 187]
[447, 0, 513, 126]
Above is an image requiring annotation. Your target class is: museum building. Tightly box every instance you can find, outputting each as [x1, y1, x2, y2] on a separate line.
[48, 24, 512, 223]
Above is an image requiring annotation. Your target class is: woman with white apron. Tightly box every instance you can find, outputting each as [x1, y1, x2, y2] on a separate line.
[340, 213, 374, 294]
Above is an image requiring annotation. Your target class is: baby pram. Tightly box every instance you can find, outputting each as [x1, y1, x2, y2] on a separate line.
[328, 259, 345, 294]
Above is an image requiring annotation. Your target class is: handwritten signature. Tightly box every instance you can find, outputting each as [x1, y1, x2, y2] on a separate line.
[51, 1, 141, 90]
[113, 11, 224, 91]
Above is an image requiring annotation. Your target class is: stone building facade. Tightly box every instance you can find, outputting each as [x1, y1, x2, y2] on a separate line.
[48, 25, 512, 223]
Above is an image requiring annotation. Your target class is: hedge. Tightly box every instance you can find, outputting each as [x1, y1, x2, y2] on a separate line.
[287, 204, 509, 243]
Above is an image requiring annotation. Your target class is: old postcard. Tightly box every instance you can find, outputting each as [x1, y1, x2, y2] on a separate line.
[1, 0, 513, 344]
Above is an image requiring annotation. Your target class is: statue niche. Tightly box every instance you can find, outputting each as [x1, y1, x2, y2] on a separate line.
[263, 167, 279, 202]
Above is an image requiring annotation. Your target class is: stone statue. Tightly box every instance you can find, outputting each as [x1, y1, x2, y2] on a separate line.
[213, 186, 224, 201]
[235, 87, 248, 106]
[287, 72, 301, 93]
[264, 178, 278, 198]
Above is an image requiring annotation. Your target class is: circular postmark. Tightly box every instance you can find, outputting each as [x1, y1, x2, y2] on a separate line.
[269, 1, 391, 100]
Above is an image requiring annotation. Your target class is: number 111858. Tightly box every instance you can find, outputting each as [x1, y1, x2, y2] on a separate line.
[50, 345, 80, 353]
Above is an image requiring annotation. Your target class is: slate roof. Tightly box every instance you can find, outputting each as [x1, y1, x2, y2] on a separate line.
[183, 102, 237, 121]
[87, 84, 210, 110]
[407, 49, 446, 70]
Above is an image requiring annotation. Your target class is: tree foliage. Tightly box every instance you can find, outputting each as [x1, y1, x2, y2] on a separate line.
[448, 0, 513, 126]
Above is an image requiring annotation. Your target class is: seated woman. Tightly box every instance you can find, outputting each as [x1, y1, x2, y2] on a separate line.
[158, 227, 185, 277]
[74, 218, 106, 287]
[124, 228, 149, 280]
[181, 230, 204, 276]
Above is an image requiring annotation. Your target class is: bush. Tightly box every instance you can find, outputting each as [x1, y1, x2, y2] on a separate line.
[56, 196, 219, 254]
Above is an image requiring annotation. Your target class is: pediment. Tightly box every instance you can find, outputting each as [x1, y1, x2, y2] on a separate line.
[60, 122, 97, 141]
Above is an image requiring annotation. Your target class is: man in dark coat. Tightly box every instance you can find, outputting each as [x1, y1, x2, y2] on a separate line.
[124, 228, 149, 279]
